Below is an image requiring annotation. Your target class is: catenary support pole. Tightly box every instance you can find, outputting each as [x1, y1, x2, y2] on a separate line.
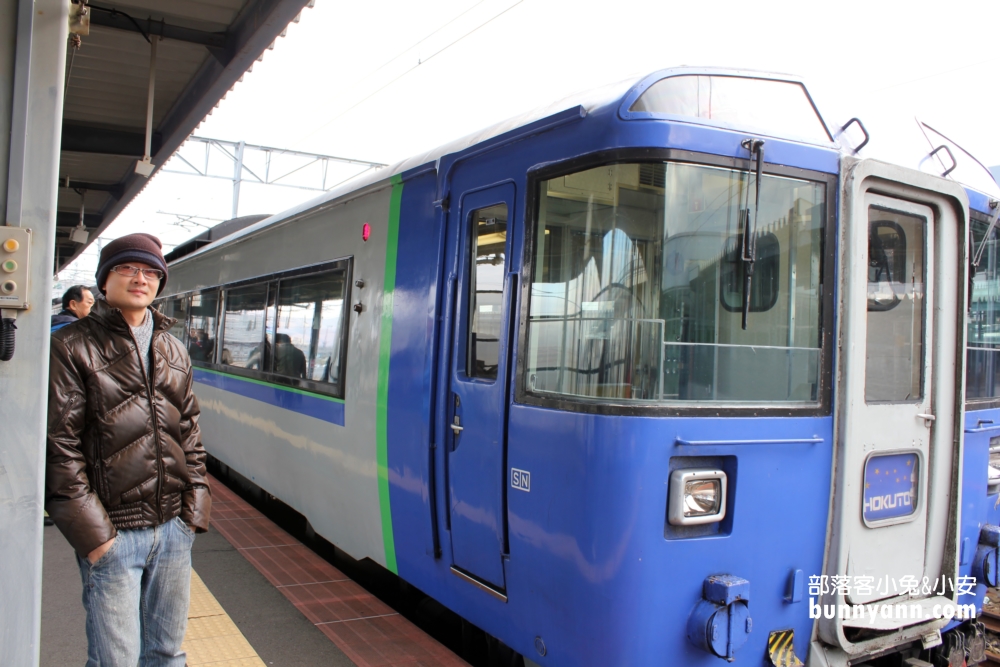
[0, 1, 70, 665]
[232, 140, 245, 218]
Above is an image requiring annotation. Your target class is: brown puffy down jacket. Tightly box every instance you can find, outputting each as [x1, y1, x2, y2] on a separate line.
[47, 299, 211, 556]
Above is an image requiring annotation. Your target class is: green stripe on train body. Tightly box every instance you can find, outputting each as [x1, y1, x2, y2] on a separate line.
[376, 174, 403, 573]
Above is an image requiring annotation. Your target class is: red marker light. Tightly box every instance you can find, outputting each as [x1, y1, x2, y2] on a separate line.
[362, 223, 370, 242]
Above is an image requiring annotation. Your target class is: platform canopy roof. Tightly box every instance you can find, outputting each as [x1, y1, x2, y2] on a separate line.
[54, 0, 313, 274]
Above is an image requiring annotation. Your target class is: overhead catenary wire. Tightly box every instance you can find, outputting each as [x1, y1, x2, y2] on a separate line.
[291, 0, 524, 149]
[359, 0, 495, 89]
[272, 0, 513, 157]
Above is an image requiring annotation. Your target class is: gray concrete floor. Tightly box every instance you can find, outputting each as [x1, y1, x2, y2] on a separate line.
[41, 522, 353, 666]
[40, 524, 87, 666]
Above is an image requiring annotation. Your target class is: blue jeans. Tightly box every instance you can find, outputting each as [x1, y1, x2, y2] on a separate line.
[77, 516, 195, 667]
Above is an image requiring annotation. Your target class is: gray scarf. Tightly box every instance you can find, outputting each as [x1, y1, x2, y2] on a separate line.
[130, 308, 153, 375]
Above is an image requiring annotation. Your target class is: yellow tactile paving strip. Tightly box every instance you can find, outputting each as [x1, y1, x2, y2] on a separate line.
[182, 569, 266, 667]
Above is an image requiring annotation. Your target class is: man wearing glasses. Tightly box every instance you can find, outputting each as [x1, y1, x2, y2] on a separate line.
[47, 233, 211, 666]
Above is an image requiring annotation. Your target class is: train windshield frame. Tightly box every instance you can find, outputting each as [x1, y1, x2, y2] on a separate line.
[517, 149, 836, 416]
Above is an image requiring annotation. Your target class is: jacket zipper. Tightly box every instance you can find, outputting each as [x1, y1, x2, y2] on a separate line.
[125, 313, 165, 524]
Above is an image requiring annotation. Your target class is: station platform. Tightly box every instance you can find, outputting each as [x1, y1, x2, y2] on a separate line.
[41, 474, 468, 667]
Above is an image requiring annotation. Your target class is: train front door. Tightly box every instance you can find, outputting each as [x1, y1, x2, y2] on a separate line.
[445, 182, 517, 595]
[820, 159, 967, 650]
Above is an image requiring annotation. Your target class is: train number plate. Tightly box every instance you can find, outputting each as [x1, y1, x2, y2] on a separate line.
[863, 452, 918, 523]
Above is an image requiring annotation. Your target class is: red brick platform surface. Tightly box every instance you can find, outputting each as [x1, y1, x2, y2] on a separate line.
[208, 474, 469, 667]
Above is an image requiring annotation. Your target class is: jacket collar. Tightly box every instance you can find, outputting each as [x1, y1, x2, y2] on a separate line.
[90, 297, 174, 334]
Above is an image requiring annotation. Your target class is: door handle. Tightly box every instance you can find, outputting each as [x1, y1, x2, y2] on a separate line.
[450, 417, 464, 452]
[917, 413, 936, 427]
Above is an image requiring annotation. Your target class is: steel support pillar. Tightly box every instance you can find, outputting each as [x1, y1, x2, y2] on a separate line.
[232, 140, 245, 219]
[1, 1, 69, 665]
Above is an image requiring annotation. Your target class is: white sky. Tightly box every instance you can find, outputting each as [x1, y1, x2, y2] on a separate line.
[54, 0, 1000, 296]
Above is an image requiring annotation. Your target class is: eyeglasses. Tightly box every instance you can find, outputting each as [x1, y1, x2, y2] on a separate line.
[111, 265, 164, 281]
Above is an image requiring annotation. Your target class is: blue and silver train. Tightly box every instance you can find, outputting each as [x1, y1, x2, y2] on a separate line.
[156, 67, 998, 666]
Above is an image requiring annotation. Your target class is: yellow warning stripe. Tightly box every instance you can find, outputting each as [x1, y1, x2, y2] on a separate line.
[183, 569, 266, 667]
[767, 630, 803, 667]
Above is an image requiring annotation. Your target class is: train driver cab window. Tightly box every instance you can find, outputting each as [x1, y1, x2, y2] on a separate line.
[468, 204, 508, 380]
[864, 209, 925, 402]
[273, 267, 349, 393]
[526, 161, 826, 406]
[188, 290, 220, 364]
[222, 284, 268, 368]
[159, 295, 190, 345]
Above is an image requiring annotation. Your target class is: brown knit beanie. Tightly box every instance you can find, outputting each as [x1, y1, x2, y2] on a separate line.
[96, 233, 169, 296]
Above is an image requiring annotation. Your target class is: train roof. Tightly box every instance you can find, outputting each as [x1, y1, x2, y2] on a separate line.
[166, 67, 836, 266]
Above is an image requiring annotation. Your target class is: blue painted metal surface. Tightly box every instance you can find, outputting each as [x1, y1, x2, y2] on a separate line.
[952, 406, 1000, 628]
[500, 410, 831, 664]
[967, 187, 994, 216]
[192, 367, 345, 426]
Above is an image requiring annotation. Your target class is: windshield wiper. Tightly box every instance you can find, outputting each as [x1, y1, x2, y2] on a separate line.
[739, 138, 765, 330]
[970, 198, 1000, 311]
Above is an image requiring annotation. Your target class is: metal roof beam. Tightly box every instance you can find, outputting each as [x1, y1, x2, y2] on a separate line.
[88, 7, 228, 49]
[56, 211, 104, 228]
[60, 180, 125, 199]
[61, 122, 162, 156]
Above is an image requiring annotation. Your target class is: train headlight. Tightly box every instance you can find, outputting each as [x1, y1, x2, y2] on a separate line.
[989, 444, 1000, 496]
[669, 469, 727, 526]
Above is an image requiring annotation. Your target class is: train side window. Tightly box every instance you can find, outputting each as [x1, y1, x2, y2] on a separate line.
[222, 283, 269, 368]
[188, 290, 220, 365]
[262, 281, 277, 373]
[274, 268, 349, 391]
[159, 295, 190, 346]
[720, 232, 780, 313]
[467, 204, 508, 380]
[967, 215, 1000, 400]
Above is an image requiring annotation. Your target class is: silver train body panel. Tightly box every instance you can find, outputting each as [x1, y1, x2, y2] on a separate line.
[165, 182, 393, 565]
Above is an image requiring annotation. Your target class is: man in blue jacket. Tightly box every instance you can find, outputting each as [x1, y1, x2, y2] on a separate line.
[51, 285, 95, 332]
